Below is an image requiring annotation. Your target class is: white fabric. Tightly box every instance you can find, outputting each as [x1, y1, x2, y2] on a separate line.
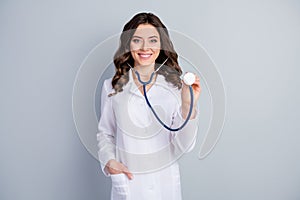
[97, 69, 198, 200]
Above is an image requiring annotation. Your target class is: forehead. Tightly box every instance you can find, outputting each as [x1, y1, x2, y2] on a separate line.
[133, 24, 160, 37]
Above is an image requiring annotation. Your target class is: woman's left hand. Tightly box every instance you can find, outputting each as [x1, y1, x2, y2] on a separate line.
[181, 73, 201, 119]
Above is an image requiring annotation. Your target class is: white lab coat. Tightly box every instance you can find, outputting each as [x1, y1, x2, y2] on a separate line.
[97, 69, 198, 200]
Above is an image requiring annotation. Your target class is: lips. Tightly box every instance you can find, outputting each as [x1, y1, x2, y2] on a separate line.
[138, 53, 152, 58]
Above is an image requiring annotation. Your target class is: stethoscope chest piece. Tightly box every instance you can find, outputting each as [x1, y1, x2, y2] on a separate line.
[183, 72, 196, 86]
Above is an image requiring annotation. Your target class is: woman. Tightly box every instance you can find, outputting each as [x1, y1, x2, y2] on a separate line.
[97, 12, 201, 200]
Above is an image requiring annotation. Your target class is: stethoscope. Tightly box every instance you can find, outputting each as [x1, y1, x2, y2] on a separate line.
[127, 58, 196, 132]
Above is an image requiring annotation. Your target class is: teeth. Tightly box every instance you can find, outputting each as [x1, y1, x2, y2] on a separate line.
[139, 54, 151, 58]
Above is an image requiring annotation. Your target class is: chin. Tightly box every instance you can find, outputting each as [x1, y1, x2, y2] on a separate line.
[136, 60, 155, 66]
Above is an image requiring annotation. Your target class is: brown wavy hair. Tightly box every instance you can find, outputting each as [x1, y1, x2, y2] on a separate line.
[109, 12, 182, 97]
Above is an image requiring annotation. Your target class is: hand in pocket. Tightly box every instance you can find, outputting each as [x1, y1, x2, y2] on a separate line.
[105, 159, 134, 180]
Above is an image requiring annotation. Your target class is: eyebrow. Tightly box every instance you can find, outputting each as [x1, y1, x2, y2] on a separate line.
[132, 35, 159, 39]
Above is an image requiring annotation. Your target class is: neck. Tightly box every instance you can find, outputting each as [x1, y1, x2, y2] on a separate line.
[133, 63, 155, 81]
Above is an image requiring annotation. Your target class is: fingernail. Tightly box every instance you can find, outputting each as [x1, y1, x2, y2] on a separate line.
[130, 174, 134, 180]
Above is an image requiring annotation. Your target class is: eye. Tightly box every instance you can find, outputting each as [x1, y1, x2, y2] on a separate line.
[150, 39, 158, 43]
[132, 38, 141, 43]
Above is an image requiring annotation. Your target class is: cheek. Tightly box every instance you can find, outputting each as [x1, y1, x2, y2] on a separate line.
[153, 43, 161, 51]
[130, 43, 138, 54]
[130, 42, 139, 52]
[130, 50, 136, 59]
[154, 49, 160, 57]
[153, 43, 161, 55]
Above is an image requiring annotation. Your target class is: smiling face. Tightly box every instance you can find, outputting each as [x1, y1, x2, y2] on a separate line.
[130, 24, 161, 68]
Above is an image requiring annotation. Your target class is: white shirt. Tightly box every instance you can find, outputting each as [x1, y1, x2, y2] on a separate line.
[97, 69, 198, 200]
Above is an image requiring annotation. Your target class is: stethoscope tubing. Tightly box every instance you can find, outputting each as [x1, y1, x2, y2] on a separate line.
[128, 59, 195, 132]
[143, 83, 194, 132]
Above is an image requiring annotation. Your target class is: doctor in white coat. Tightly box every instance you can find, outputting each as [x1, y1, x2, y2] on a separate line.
[97, 12, 201, 200]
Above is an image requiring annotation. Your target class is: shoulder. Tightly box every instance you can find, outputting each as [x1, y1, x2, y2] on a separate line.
[157, 74, 181, 91]
[102, 78, 114, 94]
[155, 74, 182, 101]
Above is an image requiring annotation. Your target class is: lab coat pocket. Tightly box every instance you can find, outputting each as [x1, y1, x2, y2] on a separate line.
[110, 173, 129, 200]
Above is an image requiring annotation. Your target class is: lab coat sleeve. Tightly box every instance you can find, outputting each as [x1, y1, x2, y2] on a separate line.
[96, 79, 116, 177]
[170, 90, 199, 153]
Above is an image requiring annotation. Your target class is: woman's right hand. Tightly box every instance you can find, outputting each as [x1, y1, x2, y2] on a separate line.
[105, 159, 134, 180]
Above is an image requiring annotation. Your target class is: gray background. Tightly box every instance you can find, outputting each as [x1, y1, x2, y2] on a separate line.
[1, 0, 300, 200]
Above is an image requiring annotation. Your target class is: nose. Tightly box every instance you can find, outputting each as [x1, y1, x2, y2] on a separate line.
[141, 41, 150, 50]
